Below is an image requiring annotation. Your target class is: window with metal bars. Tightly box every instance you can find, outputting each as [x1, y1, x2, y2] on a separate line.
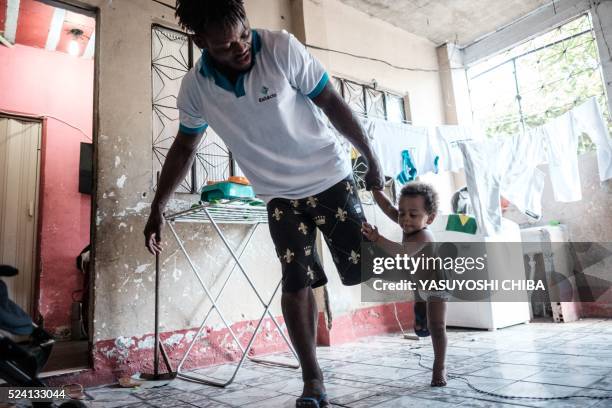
[330, 76, 408, 192]
[331, 77, 408, 123]
[151, 25, 233, 194]
[467, 13, 611, 153]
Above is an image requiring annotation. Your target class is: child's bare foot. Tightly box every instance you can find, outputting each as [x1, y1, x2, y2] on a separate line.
[430, 363, 447, 387]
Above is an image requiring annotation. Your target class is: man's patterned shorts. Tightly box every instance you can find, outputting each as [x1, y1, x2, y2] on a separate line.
[266, 176, 370, 293]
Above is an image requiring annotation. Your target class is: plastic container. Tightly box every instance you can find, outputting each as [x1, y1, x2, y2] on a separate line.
[200, 182, 255, 202]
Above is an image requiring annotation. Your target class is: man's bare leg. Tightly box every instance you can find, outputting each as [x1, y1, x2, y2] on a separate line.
[282, 286, 327, 401]
[427, 298, 447, 386]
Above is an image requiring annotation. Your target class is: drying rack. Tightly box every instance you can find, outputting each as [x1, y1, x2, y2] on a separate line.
[164, 200, 299, 387]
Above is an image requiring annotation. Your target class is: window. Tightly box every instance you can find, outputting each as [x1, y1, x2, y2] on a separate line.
[151, 25, 232, 193]
[468, 14, 610, 153]
[332, 77, 408, 123]
[331, 77, 408, 193]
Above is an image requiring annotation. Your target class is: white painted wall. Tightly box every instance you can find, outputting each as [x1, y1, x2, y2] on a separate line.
[301, 0, 446, 126]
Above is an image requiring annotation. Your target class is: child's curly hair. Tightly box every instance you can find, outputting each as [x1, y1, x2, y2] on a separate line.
[400, 182, 439, 215]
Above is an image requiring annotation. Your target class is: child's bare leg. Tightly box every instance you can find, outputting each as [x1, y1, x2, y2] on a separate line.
[427, 298, 447, 386]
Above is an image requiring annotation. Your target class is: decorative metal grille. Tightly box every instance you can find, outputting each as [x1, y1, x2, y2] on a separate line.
[385, 94, 406, 123]
[365, 87, 386, 119]
[343, 80, 367, 115]
[331, 76, 407, 198]
[151, 25, 232, 193]
[333, 77, 407, 123]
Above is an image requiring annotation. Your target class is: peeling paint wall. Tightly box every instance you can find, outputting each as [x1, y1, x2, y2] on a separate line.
[88, 0, 300, 344]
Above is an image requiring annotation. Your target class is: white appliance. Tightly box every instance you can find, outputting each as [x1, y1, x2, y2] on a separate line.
[520, 225, 580, 323]
[429, 214, 531, 330]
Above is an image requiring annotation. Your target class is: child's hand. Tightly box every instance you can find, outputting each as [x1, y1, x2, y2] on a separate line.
[372, 189, 386, 200]
[361, 222, 380, 242]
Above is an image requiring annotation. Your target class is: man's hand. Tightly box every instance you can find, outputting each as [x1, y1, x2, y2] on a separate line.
[143, 130, 203, 256]
[364, 158, 384, 191]
[144, 207, 165, 255]
[312, 83, 384, 190]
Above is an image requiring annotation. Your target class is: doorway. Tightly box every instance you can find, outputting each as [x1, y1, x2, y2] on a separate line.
[0, 116, 41, 317]
[0, 0, 96, 373]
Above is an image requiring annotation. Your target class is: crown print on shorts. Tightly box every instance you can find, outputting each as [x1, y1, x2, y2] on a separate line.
[306, 196, 318, 208]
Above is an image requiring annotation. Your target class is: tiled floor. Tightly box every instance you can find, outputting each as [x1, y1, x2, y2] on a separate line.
[20, 319, 612, 407]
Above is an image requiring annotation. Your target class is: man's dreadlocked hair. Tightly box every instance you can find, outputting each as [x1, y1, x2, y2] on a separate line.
[175, 0, 246, 34]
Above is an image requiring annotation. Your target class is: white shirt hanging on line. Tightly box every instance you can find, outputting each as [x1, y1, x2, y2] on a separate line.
[458, 140, 506, 236]
[541, 111, 582, 202]
[364, 118, 439, 179]
[436, 126, 479, 172]
[571, 97, 612, 183]
[500, 129, 546, 219]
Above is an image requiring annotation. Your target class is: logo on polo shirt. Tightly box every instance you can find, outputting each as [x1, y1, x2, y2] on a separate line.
[258, 85, 277, 103]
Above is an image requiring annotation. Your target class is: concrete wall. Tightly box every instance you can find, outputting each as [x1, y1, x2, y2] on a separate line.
[301, 0, 445, 126]
[91, 0, 296, 343]
[0, 44, 93, 338]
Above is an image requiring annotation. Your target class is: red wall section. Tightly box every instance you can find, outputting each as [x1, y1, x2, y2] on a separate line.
[0, 44, 93, 337]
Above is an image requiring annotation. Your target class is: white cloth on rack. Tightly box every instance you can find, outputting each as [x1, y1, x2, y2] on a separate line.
[364, 118, 439, 178]
[571, 97, 612, 183]
[541, 111, 582, 202]
[458, 140, 506, 236]
[436, 126, 478, 172]
[500, 129, 546, 219]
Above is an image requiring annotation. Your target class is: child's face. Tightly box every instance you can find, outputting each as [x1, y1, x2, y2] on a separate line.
[398, 195, 435, 235]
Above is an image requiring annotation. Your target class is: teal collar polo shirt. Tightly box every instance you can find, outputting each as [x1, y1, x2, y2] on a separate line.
[176, 29, 352, 202]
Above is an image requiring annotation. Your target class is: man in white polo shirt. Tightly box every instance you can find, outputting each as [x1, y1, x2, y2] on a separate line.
[144, 1, 383, 405]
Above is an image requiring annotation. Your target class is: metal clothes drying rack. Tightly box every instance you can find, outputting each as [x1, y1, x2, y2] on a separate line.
[164, 200, 299, 387]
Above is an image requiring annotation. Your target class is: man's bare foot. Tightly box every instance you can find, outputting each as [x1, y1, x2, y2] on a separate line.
[298, 379, 329, 406]
[431, 364, 447, 387]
